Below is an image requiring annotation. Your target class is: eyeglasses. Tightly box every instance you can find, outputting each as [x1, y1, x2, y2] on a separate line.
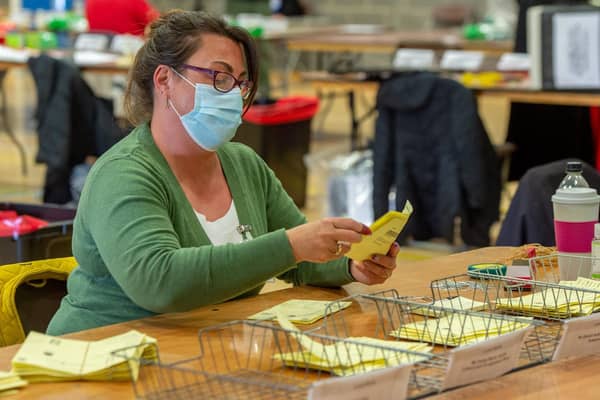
[180, 64, 253, 100]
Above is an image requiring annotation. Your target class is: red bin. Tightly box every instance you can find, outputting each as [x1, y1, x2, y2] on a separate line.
[235, 96, 319, 208]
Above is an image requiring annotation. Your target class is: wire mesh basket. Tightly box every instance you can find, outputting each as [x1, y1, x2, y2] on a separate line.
[430, 253, 600, 320]
[113, 320, 439, 400]
[320, 289, 555, 394]
[528, 253, 600, 283]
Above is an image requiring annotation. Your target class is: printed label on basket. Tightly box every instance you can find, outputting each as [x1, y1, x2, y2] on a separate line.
[552, 313, 600, 361]
[308, 364, 411, 400]
[442, 326, 533, 391]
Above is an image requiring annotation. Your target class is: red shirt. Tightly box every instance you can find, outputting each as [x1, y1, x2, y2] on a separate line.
[85, 0, 159, 36]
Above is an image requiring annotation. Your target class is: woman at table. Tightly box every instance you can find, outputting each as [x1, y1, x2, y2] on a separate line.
[46, 10, 399, 335]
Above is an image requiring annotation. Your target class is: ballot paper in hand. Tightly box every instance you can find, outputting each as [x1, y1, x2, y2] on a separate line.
[11, 330, 157, 383]
[346, 201, 413, 262]
[248, 299, 352, 324]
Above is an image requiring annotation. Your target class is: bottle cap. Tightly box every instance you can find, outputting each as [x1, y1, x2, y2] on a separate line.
[566, 161, 583, 173]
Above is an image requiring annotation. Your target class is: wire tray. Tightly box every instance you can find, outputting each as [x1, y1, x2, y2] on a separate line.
[114, 320, 439, 400]
[430, 253, 600, 320]
[528, 253, 600, 283]
[321, 289, 555, 395]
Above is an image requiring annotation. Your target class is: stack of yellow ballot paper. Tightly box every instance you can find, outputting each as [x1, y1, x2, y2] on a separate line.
[274, 315, 432, 376]
[390, 314, 533, 346]
[0, 371, 27, 396]
[410, 296, 487, 317]
[248, 299, 352, 324]
[495, 277, 600, 318]
[11, 330, 157, 383]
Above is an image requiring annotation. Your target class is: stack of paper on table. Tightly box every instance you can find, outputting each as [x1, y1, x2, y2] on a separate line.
[0, 371, 27, 396]
[11, 330, 156, 383]
[495, 277, 600, 318]
[248, 299, 352, 324]
[410, 296, 487, 317]
[390, 314, 533, 346]
[274, 315, 432, 376]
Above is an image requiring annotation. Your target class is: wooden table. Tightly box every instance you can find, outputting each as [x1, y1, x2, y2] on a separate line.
[286, 29, 512, 56]
[3, 246, 599, 399]
[303, 72, 600, 150]
[0, 55, 130, 177]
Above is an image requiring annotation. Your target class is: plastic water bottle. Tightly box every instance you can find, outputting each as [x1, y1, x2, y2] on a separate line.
[553, 161, 598, 280]
[558, 161, 589, 189]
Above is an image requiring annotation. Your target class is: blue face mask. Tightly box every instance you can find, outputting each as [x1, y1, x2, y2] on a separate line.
[169, 70, 243, 151]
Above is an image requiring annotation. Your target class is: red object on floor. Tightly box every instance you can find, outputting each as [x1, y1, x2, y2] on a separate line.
[0, 213, 49, 237]
[243, 96, 319, 125]
[0, 211, 17, 219]
[591, 107, 600, 170]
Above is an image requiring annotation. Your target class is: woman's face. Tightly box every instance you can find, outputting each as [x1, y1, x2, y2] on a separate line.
[170, 33, 248, 115]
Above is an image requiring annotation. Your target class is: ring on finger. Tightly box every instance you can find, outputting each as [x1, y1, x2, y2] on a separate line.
[334, 241, 343, 256]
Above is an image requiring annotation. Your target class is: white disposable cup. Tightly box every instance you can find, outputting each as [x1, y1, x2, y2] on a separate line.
[552, 188, 600, 280]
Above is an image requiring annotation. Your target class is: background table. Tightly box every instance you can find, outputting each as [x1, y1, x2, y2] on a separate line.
[303, 72, 600, 150]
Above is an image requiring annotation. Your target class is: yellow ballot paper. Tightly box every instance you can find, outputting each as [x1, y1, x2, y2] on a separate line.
[248, 299, 352, 324]
[495, 277, 600, 318]
[11, 330, 157, 383]
[346, 201, 413, 261]
[410, 297, 487, 317]
[0, 371, 27, 395]
[275, 313, 431, 376]
[390, 314, 533, 346]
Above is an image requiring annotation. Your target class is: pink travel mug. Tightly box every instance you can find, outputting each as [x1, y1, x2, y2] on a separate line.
[552, 188, 600, 280]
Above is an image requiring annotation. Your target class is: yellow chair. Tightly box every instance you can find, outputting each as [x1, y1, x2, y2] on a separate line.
[0, 257, 77, 347]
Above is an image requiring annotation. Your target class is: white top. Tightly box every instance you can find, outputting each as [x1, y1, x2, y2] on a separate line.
[195, 200, 248, 245]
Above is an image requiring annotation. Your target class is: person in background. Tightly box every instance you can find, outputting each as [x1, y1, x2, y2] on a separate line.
[46, 10, 399, 335]
[85, 0, 159, 36]
[72, 2, 159, 205]
[270, 0, 310, 16]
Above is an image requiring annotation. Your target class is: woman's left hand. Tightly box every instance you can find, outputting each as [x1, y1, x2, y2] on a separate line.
[349, 242, 400, 285]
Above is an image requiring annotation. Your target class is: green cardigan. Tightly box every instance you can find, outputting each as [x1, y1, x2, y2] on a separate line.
[47, 124, 353, 335]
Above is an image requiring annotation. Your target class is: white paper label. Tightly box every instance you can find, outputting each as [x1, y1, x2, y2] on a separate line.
[110, 34, 145, 55]
[74, 34, 109, 51]
[506, 264, 532, 279]
[496, 52, 531, 71]
[440, 50, 484, 71]
[442, 327, 532, 391]
[553, 12, 600, 89]
[392, 49, 435, 70]
[308, 365, 411, 400]
[553, 313, 600, 361]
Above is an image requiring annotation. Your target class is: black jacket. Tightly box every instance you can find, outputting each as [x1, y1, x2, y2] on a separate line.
[497, 159, 600, 246]
[27, 55, 123, 204]
[373, 73, 501, 246]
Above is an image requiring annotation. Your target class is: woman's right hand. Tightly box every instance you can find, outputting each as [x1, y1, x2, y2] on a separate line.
[286, 217, 371, 263]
